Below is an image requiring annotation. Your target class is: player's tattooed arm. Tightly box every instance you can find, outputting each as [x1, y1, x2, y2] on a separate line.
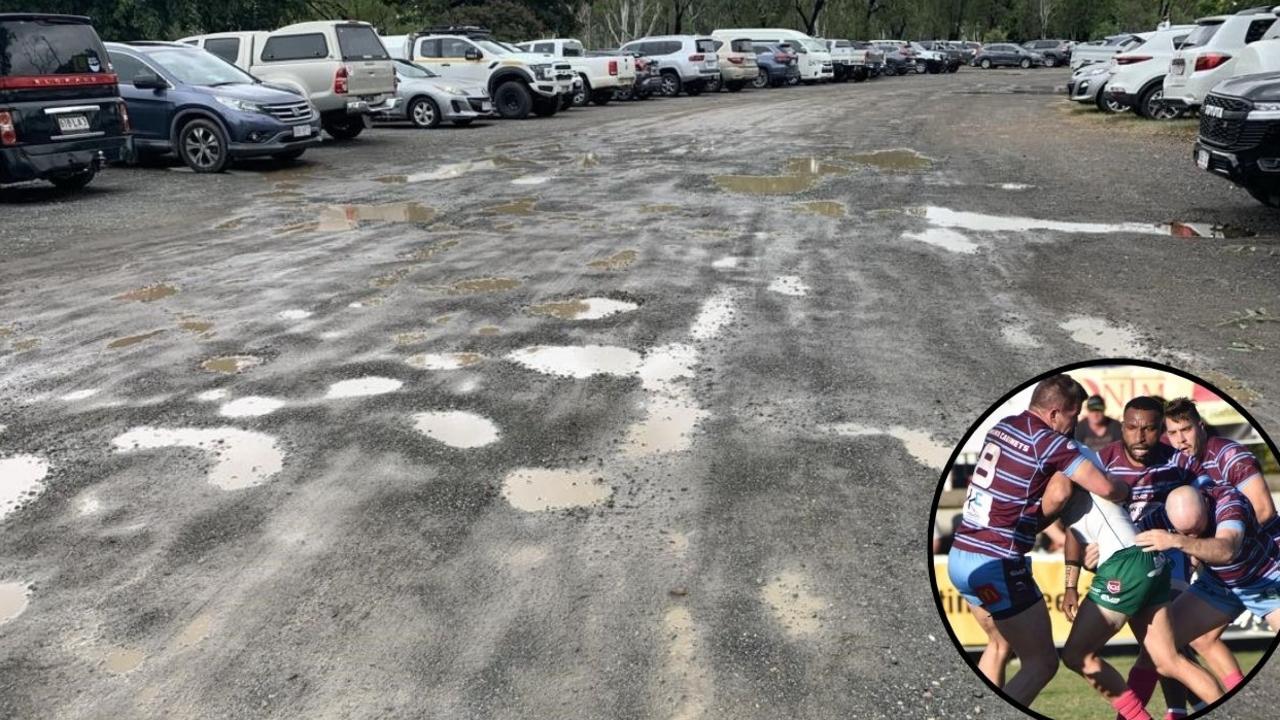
[1135, 526, 1244, 565]
[1066, 459, 1128, 503]
[1062, 523, 1082, 623]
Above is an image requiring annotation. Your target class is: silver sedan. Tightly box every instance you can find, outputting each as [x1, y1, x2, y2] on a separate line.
[378, 59, 494, 129]
[1069, 63, 1125, 113]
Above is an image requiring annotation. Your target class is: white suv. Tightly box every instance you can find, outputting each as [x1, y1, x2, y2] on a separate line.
[1164, 9, 1280, 113]
[713, 29, 833, 82]
[619, 35, 720, 96]
[181, 21, 397, 139]
[1101, 25, 1196, 119]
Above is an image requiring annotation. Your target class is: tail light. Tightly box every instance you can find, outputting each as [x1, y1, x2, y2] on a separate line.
[118, 101, 131, 133]
[689, 54, 705, 62]
[334, 65, 349, 94]
[774, 53, 788, 62]
[608, 60, 618, 75]
[0, 110, 15, 145]
[1114, 54, 1152, 65]
[728, 56, 744, 64]
[1194, 53, 1231, 72]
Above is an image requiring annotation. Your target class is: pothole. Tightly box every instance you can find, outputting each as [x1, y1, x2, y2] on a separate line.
[501, 467, 612, 512]
[200, 355, 263, 374]
[829, 424, 951, 470]
[1061, 316, 1147, 356]
[112, 427, 284, 490]
[317, 202, 435, 231]
[114, 284, 178, 303]
[0, 582, 31, 625]
[712, 174, 817, 195]
[278, 309, 312, 321]
[325, 377, 403, 399]
[505, 345, 642, 378]
[482, 198, 537, 215]
[587, 250, 638, 270]
[761, 570, 829, 638]
[405, 352, 485, 370]
[0, 454, 49, 520]
[440, 277, 522, 295]
[108, 330, 166, 349]
[903, 227, 979, 254]
[528, 298, 638, 320]
[794, 201, 846, 218]
[104, 648, 145, 674]
[218, 396, 286, 418]
[60, 389, 100, 401]
[842, 148, 933, 171]
[767, 276, 809, 296]
[412, 410, 500, 448]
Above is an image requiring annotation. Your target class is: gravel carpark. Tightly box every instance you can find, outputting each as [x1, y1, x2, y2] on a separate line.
[1, 65, 1279, 718]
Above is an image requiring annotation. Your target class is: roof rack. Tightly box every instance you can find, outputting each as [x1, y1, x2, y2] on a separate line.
[126, 40, 190, 47]
[418, 25, 493, 38]
[1233, 5, 1275, 13]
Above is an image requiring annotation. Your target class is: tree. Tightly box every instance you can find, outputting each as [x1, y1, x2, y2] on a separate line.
[795, 0, 827, 35]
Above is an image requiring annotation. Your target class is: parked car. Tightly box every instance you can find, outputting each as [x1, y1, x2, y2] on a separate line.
[377, 58, 490, 128]
[972, 43, 1046, 68]
[710, 37, 760, 91]
[1022, 39, 1072, 67]
[1164, 10, 1280, 115]
[871, 41, 919, 76]
[956, 41, 982, 64]
[180, 21, 396, 140]
[596, 50, 662, 100]
[516, 38, 634, 106]
[909, 41, 957, 73]
[383, 27, 571, 119]
[619, 35, 720, 96]
[1228, 36, 1280, 75]
[107, 42, 319, 172]
[1070, 33, 1149, 70]
[917, 41, 964, 72]
[1099, 25, 1196, 119]
[823, 39, 869, 82]
[1068, 63, 1126, 112]
[849, 41, 885, 76]
[1194, 73, 1280, 207]
[0, 13, 131, 190]
[751, 42, 801, 87]
[492, 38, 578, 110]
[713, 29, 833, 83]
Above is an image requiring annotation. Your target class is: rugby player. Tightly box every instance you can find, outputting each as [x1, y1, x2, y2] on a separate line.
[1134, 485, 1280, 708]
[1095, 397, 1208, 719]
[948, 375, 1129, 704]
[1058, 475, 1224, 720]
[1164, 397, 1276, 695]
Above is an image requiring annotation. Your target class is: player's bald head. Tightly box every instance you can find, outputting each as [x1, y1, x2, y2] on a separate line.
[1030, 374, 1087, 414]
[1166, 486, 1209, 537]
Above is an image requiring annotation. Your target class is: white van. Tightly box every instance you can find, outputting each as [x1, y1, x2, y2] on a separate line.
[711, 29, 833, 82]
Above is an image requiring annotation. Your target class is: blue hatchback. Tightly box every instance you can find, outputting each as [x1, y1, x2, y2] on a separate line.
[106, 41, 321, 173]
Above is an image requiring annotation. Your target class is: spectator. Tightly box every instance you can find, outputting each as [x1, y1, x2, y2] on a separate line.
[1074, 394, 1121, 452]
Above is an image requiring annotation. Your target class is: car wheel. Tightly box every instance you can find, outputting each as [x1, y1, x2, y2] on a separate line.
[980, 58, 992, 69]
[408, 96, 441, 129]
[493, 81, 533, 119]
[753, 69, 769, 89]
[787, 75, 800, 85]
[452, 118, 474, 127]
[574, 77, 589, 106]
[273, 148, 306, 162]
[49, 168, 95, 191]
[1139, 85, 1178, 120]
[704, 76, 721, 93]
[1019, 58, 1031, 69]
[1096, 85, 1125, 113]
[659, 71, 681, 97]
[178, 118, 230, 173]
[323, 116, 364, 140]
[853, 68, 868, 82]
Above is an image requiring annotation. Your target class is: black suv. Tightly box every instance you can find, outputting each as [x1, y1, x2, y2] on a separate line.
[0, 14, 131, 190]
[1195, 73, 1280, 208]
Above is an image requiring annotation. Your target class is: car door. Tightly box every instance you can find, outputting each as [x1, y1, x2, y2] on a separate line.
[108, 51, 171, 145]
[413, 37, 445, 74]
[334, 23, 394, 96]
[442, 38, 489, 85]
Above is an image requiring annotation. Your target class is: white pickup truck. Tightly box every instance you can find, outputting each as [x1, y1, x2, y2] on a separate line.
[180, 21, 397, 139]
[516, 38, 635, 106]
[1070, 33, 1150, 69]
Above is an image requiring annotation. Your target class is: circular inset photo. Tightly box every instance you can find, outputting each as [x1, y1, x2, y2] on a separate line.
[929, 361, 1280, 720]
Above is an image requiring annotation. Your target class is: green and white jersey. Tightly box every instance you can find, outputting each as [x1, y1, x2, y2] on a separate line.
[1058, 446, 1138, 566]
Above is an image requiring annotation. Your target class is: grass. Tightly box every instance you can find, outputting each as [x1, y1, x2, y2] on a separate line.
[1025, 649, 1264, 719]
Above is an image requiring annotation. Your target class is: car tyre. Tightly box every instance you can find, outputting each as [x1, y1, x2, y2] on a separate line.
[1096, 84, 1126, 113]
[853, 68, 868, 82]
[659, 71, 681, 97]
[272, 148, 307, 162]
[574, 76, 590, 106]
[408, 96, 441, 129]
[323, 116, 364, 140]
[50, 169, 95, 191]
[980, 58, 992, 69]
[1138, 85, 1179, 120]
[752, 69, 769, 88]
[1019, 58, 1032, 69]
[493, 81, 533, 119]
[178, 117, 230, 173]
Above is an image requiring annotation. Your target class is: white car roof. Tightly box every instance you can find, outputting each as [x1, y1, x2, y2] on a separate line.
[273, 20, 373, 34]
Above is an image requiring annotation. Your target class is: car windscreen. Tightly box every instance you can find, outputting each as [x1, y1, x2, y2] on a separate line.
[0, 17, 109, 76]
[475, 40, 510, 55]
[147, 48, 256, 85]
[731, 39, 754, 53]
[696, 39, 716, 53]
[800, 39, 826, 52]
[396, 60, 436, 78]
[562, 41, 584, 57]
[1179, 22, 1222, 49]
[336, 25, 388, 60]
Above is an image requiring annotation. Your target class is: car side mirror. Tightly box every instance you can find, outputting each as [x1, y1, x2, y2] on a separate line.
[133, 71, 167, 90]
[465, 48, 482, 61]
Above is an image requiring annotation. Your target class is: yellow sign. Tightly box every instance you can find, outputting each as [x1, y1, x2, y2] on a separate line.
[934, 553, 1135, 647]
[1066, 366, 1244, 428]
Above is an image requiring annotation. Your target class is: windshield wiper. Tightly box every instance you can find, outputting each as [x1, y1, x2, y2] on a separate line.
[207, 81, 242, 87]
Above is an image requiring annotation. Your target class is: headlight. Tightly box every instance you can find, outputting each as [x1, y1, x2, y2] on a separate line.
[441, 86, 468, 96]
[214, 95, 263, 114]
[531, 63, 552, 80]
[1086, 65, 1108, 75]
[1255, 102, 1280, 111]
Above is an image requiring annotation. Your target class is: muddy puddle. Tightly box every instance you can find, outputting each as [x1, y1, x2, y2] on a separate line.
[794, 201, 846, 218]
[60, 388, 100, 401]
[761, 570, 828, 638]
[506, 345, 642, 378]
[195, 389, 229, 402]
[768, 276, 809, 296]
[403, 239, 459, 262]
[917, 206, 1169, 236]
[178, 320, 214, 335]
[112, 427, 284, 490]
[0, 454, 49, 520]
[641, 203, 682, 214]
[1166, 222, 1255, 239]
[405, 352, 485, 370]
[713, 174, 816, 195]
[378, 156, 539, 184]
[587, 250, 638, 270]
[1060, 316, 1145, 356]
[393, 330, 432, 346]
[325, 377, 402, 399]
[528, 298, 638, 321]
[783, 157, 852, 176]
[711, 257, 742, 270]
[278, 309, 312, 321]
[501, 468, 612, 512]
[511, 175, 551, 186]
[412, 411, 500, 448]
[829, 424, 950, 470]
[200, 355, 262, 374]
[11, 338, 40, 352]
[372, 268, 410, 289]
[115, 283, 178, 303]
[439, 277, 521, 295]
[624, 393, 705, 457]
[108, 329, 166, 349]
[903, 227, 979, 254]
[177, 614, 212, 648]
[318, 202, 435, 231]
[216, 217, 245, 230]
[474, 326, 501, 336]
[219, 396, 286, 418]
[104, 648, 145, 674]
[482, 198, 537, 216]
[689, 290, 738, 341]
[842, 148, 933, 171]
[0, 582, 30, 625]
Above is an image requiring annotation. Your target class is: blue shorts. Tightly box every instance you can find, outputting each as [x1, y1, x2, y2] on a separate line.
[1189, 568, 1280, 620]
[1166, 549, 1193, 592]
[948, 548, 1043, 620]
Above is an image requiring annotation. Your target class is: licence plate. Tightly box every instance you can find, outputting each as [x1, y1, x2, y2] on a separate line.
[1203, 104, 1223, 118]
[56, 115, 90, 134]
[292, 124, 312, 138]
[480, 102, 491, 111]
[1197, 149, 1210, 170]
[1172, 59, 1185, 75]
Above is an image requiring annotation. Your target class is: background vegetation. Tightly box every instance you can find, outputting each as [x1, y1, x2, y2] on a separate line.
[7, 0, 1262, 48]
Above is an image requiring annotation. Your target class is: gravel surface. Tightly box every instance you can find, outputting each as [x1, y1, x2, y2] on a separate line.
[0, 66, 1277, 719]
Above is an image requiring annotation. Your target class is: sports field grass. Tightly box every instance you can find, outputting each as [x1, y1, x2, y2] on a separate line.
[1021, 649, 1265, 719]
